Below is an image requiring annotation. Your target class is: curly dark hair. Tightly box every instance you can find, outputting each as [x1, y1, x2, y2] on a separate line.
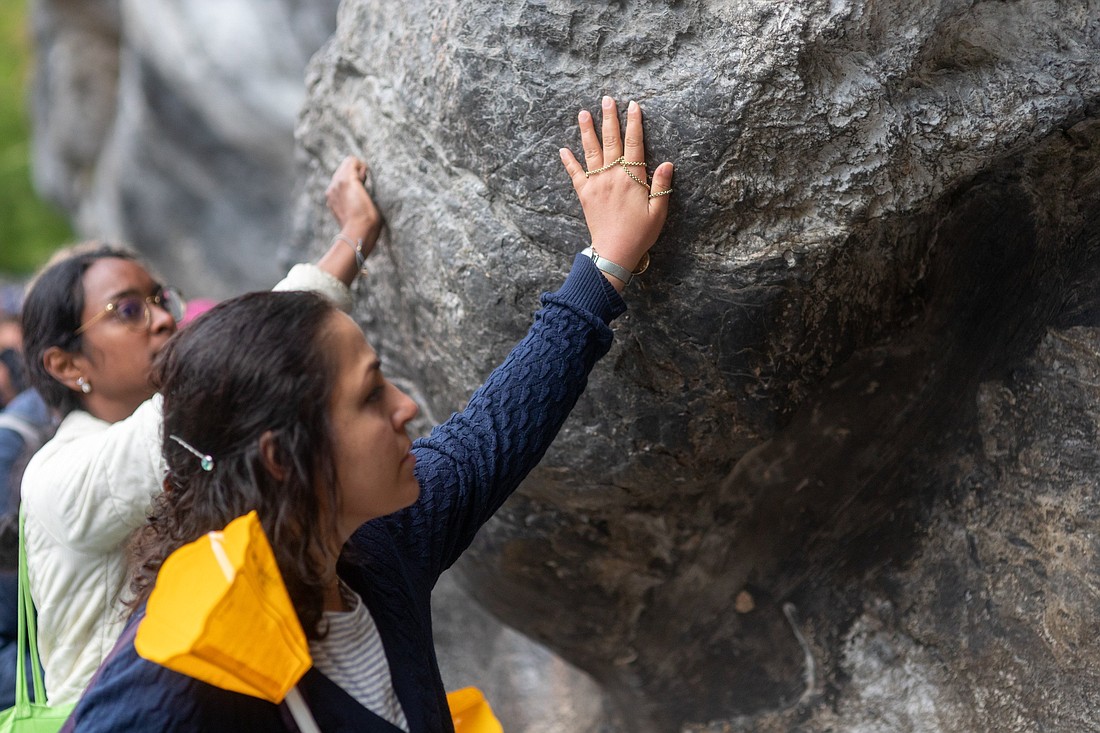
[127, 290, 343, 639]
[21, 244, 142, 416]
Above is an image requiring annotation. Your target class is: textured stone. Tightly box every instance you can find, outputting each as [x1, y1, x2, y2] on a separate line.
[30, 0, 340, 298]
[291, 1, 1100, 730]
[30, 0, 121, 216]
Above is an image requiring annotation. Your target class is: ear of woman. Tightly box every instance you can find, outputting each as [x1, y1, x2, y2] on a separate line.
[258, 430, 287, 483]
[41, 346, 86, 394]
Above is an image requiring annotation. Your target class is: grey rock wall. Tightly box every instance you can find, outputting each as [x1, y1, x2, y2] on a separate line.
[31, 0, 340, 298]
[292, 1, 1100, 730]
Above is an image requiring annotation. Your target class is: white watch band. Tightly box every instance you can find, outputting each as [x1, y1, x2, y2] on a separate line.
[581, 246, 634, 285]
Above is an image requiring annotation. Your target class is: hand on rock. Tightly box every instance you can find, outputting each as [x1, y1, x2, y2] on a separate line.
[560, 96, 674, 292]
[315, 156, 384, 287]
[326, 156, 382, 259]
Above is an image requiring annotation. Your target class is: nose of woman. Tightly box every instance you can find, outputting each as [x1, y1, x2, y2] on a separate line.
[149, 297, 178, 334]
[392, 386, 419, 431]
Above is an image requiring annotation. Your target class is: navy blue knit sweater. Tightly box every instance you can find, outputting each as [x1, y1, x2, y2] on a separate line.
[63, 255, 625, 732]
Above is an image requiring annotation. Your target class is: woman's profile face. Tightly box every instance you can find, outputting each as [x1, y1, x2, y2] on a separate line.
[324, 311, 420, 538]
[74, 257, 177, 417]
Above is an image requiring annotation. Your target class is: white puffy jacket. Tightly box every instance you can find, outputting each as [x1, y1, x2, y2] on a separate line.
[21, 264, 350, 704]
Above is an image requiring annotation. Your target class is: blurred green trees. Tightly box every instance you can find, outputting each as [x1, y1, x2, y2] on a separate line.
[0, 0, 72, 275]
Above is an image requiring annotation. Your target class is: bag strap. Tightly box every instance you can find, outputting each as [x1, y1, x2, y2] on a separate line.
[13, 509, 27, 714]
[16, 507, 49, 711]
[284, 687, 321, 733]
[0, 414, 42, 450]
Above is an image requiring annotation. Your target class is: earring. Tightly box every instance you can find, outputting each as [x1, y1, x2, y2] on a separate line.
[77, 377, 92, 394]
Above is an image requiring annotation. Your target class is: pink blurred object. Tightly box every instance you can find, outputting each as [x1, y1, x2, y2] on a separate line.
[180, 298, 218, 328]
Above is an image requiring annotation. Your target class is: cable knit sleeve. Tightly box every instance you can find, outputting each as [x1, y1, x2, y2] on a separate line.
[366, 255, 626, 581]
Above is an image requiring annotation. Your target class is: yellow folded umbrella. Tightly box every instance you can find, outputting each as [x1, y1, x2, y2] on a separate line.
[135, 510, 316, 730]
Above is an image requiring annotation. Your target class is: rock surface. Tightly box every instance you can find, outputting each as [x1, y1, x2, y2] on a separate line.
[31, 0, 340, 298]
[290, 1, 1100, 730]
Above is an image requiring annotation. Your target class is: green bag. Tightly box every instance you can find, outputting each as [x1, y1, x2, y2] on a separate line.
[0, 510, 75, 731]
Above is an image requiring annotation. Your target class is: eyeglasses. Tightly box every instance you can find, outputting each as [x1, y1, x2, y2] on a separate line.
[74, 287, 187, 336]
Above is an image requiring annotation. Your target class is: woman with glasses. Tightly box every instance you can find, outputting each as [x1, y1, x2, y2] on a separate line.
[18, 156, 381, 705]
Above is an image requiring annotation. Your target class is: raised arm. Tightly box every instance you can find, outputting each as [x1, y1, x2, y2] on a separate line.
[402, 258, 623, 577]
[365, 97, 675, 578]
[316, 156, 384, 287]
[275, 156, 383, 309]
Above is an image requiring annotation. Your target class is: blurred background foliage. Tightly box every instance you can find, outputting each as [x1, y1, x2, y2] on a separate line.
[0, 0, 71, 276]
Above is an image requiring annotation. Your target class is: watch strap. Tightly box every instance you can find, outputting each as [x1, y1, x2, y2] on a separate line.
[581, 246, 634, 286]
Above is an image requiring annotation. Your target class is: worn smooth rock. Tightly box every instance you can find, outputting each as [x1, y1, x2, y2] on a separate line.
[31, 0, 340, 298]
[291, 1, 1100, 730]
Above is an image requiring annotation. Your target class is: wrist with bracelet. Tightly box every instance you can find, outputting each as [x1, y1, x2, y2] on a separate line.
[334, 233, 368, 275]
[581, 246, 650, 286]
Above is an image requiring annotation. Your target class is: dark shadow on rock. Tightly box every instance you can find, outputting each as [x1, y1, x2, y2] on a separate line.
[620, 121, 1100, 729]
[461, 119, 1100, 730]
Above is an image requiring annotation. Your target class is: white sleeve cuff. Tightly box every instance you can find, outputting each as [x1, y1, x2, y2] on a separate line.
[273, 263, 354, 313]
